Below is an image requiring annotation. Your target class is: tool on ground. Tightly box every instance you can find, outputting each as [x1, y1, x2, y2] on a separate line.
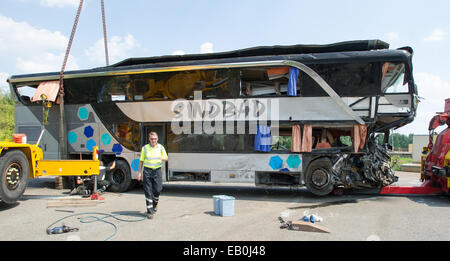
[46, 224, 79, 235]
[46, 212, 146, 241]
[279, 216, 292, 230]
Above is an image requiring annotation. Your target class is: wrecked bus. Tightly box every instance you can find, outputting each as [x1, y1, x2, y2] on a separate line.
[7, 39, 418, 196]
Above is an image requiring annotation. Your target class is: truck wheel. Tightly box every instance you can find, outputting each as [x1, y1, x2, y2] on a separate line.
[0, 150, 29, 204]
[106, 159, 131, 193]
[305, 157, 334, 196]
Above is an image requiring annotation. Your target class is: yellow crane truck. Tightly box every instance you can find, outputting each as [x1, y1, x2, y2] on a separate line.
[0, 137, 100, 204]
[0, 95, 100, 204]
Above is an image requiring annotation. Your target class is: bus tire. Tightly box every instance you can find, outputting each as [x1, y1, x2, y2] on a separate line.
[106, 159, 131, 193]
[0, 150, 29, 204]
[305, 157, 334, 196]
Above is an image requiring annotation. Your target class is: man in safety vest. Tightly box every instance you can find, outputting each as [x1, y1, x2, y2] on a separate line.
[138, 131, 168, 219]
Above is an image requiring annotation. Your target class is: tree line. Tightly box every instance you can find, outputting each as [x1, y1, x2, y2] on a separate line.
[0, 91, 14, 140]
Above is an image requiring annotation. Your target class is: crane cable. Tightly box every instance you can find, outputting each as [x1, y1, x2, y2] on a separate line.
[101, 0, 110, 66]
[57, 0, 83, 161]
[59, 0, 110, 96]
[59, 0, 84, 97]
[57, 0, 109, 160]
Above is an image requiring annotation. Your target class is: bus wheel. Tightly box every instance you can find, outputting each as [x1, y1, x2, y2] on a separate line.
[305, 157, 334, 196]
[106, 159, 131, 193]
[0, 150, 29, 204]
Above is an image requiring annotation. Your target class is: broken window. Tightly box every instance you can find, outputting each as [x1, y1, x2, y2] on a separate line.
[240, 66, 295, 97]
[382, 63, 408, 93]
[300, 62, 382, 97]
[15, 85, 38, 104]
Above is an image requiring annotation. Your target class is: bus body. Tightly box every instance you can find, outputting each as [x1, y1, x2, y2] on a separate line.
[8, 40, 418, 195]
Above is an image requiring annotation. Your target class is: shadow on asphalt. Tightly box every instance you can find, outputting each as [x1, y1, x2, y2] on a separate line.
[124, 183, 382, 205]
[0, 201, 20, 211]
[22, 177, 449, 208]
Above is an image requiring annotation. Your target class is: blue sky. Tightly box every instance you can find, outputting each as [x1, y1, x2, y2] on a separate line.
[0, 0, 449, 135]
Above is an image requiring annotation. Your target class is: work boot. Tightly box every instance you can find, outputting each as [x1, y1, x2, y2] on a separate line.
[153, 202, 158, 213]
[146, 212, 154, 219]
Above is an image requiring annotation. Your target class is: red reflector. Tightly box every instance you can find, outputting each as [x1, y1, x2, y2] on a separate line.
[13, 134, 27, 144]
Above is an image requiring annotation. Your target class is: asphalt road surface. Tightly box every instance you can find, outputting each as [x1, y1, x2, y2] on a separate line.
[0, 171, 448, 242]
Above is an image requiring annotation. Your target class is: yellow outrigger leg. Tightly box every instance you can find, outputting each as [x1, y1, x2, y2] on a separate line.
[35, 146, 100, 177]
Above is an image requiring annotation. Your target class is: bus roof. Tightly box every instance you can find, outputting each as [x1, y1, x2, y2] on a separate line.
[111, 39, 389, 67]
[9, 39, 414, 84]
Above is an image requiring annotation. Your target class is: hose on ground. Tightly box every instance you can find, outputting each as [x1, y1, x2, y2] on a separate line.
[46, 212, 147, 241]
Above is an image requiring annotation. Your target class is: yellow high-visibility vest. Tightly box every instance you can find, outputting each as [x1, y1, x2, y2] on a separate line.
[140, 143, 167, 169]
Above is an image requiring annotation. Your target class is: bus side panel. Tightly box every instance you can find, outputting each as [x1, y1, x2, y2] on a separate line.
[14, 104, 59, 160]
[65, 104, 145, 180]
[168, 153, 303, 183]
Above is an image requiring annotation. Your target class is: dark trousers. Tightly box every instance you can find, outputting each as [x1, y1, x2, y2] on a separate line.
[143, 167, 162, 214]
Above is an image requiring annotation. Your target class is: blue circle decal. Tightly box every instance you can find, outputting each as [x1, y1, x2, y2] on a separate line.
[101, 133, 111, 145]
[84, 126, 94, 138]
[86, 139, 97, 152]
[131, 159, 140, 171]
[269, 155, 283, 170]
[112, 143, 123, 155]
[78, 107, 89, 121]
[68, 131, 78, 144]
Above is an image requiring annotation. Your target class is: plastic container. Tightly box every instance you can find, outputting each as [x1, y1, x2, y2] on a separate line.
[301, 214, 323, 223]
[219, 196, 235, 217]
[311, 214, 323, 222]
[213, 195, 226, 215]
[13, 134, 27, 144]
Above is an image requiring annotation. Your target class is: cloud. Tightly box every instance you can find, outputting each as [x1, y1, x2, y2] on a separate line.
[0, 15, 68, 56]
[397, 72, 450, 135]
[0, 15, 77, 76]
[16, 52, 78, 74]
[172, 50, 186, 55]
[200, 42, 214, 54]
[39, 0, 78, 8]
[0, 73, 10, 93]
[424, 28, 446, 42]
[85, 34, 141, 65]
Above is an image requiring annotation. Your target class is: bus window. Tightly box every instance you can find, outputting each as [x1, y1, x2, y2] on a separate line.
[131, 69, 240, 101]
[240, 67, 291, 97]
[300, 62, 381, 97]
[16, 85, 37, 104]
[168, 125, 254, 153]
[382, 63, 408, 93]
[112, 121, 140, 151]
[100, 75, 133, 102]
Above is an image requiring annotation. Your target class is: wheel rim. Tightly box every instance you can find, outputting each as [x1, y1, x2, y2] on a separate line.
[311, 168, 329, 188]
[112, 169, 125, 185]
[5, 162, 23, 191]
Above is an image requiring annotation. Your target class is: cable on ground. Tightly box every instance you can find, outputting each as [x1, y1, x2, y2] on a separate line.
[46, 212, 147, 241]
